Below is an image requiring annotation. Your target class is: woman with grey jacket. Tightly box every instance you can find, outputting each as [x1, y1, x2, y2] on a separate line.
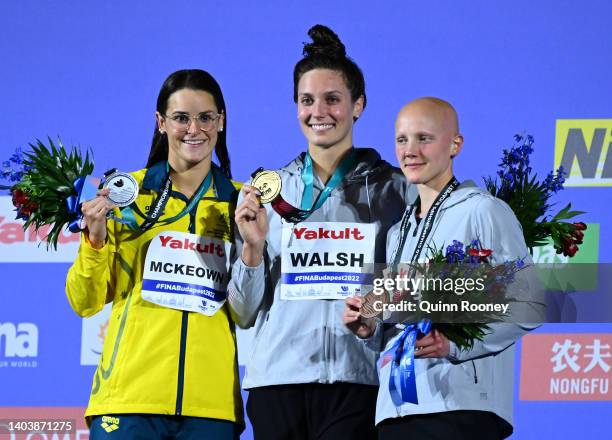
[227, 25, 410, 440]
[344, 97, 543, 439]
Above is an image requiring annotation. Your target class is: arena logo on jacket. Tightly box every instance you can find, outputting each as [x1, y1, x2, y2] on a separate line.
[520, 333, 612, 400]
[80, 304, 111, 366]
[555, 119, 612, 187]
[0, 196, 80, 262]
[0, 322, 38, 369]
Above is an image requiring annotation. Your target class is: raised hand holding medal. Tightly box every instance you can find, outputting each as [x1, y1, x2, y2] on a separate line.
[0, 137, 144, 249]
[80, 169, 140, 248]
[101, 169, 139, 207]
[234, 184, 269, 267]
[249, 149, 358, 224]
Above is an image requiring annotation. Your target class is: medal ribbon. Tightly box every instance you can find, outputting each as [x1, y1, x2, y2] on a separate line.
[386, 319, 432, 406]
[300, 149, 357, 213]
[115, 167, 213, 232]
[383, 177, 458, 406]
[66, 175, 85, 233]
[390, 176, 460, 270]
[251, 148, 357, 223]
[258, 149, 357, 223]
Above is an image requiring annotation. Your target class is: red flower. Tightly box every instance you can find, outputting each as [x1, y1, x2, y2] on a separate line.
[11, 188, 38, 220]
[563, 244, 579, 257]
[570, 230, 584, 245]
[573, 222, 587, 231]
[467, 247, 493, 263]
[12, 188, 29, 206]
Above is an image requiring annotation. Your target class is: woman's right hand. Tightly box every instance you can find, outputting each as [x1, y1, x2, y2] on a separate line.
[80, 188, 115, 249]
[343, 296, 376, 339]
[235, 185, 269, 266]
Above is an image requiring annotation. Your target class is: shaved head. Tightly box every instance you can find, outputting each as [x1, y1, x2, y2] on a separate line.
[397, 97, 459, 134]
[394, 96, 464, 189]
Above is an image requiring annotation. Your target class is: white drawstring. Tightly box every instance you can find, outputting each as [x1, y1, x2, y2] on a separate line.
[365, 174, 372, 220]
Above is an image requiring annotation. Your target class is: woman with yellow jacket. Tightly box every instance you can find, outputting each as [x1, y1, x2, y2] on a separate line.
[66, 69, 243, 439]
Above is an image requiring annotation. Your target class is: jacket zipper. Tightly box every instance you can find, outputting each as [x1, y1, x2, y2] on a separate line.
[175, 205, 197, 415]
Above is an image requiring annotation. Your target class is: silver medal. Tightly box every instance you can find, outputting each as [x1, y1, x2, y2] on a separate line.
[103, 171, 139, 207]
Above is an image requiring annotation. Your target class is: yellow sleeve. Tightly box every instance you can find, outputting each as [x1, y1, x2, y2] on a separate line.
[65, 224, 117, 317]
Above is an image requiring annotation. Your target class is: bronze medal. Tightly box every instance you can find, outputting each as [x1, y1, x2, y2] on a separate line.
[251, 170, 282, 204]
[360, 290, 389, 319]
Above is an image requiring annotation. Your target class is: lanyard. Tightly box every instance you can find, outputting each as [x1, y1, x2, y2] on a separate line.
[391, 177, 460, 270]
[115, 165, 213, 232]
[300, 149, 357, 215]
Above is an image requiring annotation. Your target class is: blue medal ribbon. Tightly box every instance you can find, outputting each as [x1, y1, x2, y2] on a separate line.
[300, 149, 357, 212]
[66, 175, 99, 233]
[386, 319, 432, 406]
[113, 169, 213, 231]
[65, 164, 213, 234]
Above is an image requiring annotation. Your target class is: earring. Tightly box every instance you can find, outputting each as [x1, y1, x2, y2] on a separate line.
[219, 127, 224, 132]
[159, 129, 165, 134]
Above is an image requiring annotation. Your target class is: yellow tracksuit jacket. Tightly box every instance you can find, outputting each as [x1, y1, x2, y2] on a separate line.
[66, 161, 243, 426]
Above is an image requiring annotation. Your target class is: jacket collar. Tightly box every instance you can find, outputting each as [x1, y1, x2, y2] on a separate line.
[142, 161, 236, 202]
[282, 147, 393, 183]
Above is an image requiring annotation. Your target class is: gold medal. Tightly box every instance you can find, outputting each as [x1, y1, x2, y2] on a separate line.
[251, 170, 282, 204]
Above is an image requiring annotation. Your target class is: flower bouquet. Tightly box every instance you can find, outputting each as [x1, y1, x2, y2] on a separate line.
[0, 138, 94, 249]
[415, 134, 584, 347]
[392, 240, 525, 351]
[376, 134, 585, 406]
[484, 134, 586, 257]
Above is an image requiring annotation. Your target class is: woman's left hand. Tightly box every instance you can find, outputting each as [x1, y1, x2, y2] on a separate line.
[414, 329, 450, 358]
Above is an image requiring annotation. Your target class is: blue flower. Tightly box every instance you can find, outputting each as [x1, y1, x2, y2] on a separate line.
[10, 148, 24, 164]
[445, 240, 465, 263]
[542, 166, 566, 194]
[1, 148, 28, 184]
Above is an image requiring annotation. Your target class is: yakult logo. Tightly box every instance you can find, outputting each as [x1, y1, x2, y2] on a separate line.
[159, 235, 225, 257]
[0, 217, 79, 245]
[293, 226, 365, 240]
[520, 333, 612, 400]
[0, 197, 80, 262]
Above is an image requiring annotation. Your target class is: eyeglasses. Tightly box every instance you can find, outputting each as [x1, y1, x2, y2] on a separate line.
[164, 112, 222, 132]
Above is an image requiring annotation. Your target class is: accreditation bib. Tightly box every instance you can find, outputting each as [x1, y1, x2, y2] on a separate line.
[141, 232, 230, 316]
[280, 222, 376, 300]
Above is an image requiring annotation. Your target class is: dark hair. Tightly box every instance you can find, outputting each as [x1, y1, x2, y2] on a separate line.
[147, 69, 231, 178]
[293, 25, 366, 109]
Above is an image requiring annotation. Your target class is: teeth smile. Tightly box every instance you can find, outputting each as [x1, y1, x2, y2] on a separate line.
[183, 140, 204, 145]
[311, 124, 334, 131]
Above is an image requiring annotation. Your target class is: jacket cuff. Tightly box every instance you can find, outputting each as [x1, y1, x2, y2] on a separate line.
[356, 319, 383, 352]
[446, 340, 461, 362]
[236, 256, 264, 272]
[79, 234, 110, 263]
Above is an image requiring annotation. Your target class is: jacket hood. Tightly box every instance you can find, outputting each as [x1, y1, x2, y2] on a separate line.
[435, 179, 490, 211]
[281, 147, 396, 184]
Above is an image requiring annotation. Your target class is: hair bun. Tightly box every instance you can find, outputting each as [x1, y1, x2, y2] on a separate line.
[303, 24, 346, 58]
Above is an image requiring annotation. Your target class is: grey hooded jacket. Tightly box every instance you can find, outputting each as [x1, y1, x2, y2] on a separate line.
[228, 148, 411, 389]
[376, 181, 544, 429]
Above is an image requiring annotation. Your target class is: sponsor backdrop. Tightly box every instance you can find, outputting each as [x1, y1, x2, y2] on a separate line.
[1, 1, 610, 439]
